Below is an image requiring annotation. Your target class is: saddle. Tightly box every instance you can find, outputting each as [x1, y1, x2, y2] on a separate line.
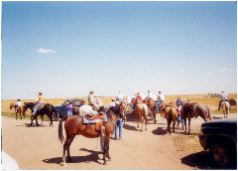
[83, 113, 107, 132]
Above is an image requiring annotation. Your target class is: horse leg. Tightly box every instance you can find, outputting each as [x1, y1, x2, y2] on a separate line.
[41, 115, 44, 125]
[141, 117, 144, 132]
[20, 112, 22, 120]
[30, 115, 35, 126]
[167, 118, 171, 134]
[153, 112, 156, 124]
[48, 114, 53, 126]
[188, 118, 191, 134]
[172, 120, 176, 133]
[184, 118, 187, 134]
[63, 135, 75, 164]
[145, 116, 148, 131]
[35, 115, 39, 126]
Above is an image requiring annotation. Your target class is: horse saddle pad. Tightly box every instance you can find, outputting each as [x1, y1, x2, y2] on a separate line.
[83, 114, 107, 124]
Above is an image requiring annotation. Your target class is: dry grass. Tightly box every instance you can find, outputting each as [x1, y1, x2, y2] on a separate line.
[2, 94, 236, 118]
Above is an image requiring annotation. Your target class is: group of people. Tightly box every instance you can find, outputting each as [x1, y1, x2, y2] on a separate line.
[13, 90, 231, 140]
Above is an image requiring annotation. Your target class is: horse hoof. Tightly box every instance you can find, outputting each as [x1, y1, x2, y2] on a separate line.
[62, 162, 67, 167]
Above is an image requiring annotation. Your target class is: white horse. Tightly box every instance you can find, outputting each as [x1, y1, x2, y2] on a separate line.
[221, 101, 230, 118]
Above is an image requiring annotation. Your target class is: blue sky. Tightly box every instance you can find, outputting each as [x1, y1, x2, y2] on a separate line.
[2, 1, 237, 99]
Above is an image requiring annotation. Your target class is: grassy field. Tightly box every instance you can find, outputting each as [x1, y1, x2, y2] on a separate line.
[2, 94, 237, 118]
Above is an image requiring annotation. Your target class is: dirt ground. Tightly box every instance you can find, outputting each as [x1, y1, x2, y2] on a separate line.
[2, 114, 236, 170]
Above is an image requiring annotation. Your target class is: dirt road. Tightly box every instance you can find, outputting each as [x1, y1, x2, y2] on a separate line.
[2, 114, 236, 169]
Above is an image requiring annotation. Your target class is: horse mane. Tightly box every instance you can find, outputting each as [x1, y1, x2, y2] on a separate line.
[106, 106, 120, 122]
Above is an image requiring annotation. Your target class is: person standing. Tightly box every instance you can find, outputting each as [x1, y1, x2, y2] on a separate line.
[66, 101, 73, 117]
[115, 113, 123, 140]
[176, 97, 185, 129]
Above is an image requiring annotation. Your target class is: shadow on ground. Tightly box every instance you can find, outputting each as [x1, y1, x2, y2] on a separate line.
[152, 127, 167, 135]
[16, 123, 47, 127]
[43, 148, 102, 165]
[181, 151, 236, 170]
[212, 116, 224, 120]
[123, 124, 138, 131]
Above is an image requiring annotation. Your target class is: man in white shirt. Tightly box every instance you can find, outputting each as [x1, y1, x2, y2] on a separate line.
[218, 91, 229, 111]
[116, 91, 124, 102]
[15, 99, 22, 113]
[147, 90, 153, 99]
[109, 97, 116, 108]
[16, 99, 22, 107]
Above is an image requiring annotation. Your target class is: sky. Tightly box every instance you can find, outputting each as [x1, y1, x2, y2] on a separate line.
[2, 1, 237, 99]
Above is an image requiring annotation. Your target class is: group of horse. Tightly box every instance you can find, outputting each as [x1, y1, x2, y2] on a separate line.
[10, 102, 58, 126]
[9, 97, 236, 166]
[129, 97, 213, 134]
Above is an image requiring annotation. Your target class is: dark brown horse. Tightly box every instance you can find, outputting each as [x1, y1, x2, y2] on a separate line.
[229, 98, 237, 107]
[58, 105, 123, 165]
[23, 102, 57, 126]
[144, 98, 157, 123]
[23, 102, 44, 124]
[159, 103, 179, 134]
[182, 102, 212, 134]
[10, 103, 25, 120]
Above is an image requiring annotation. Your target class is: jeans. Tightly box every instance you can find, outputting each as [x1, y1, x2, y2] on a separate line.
[115, 118, 123, 140]
[67, 111, 72, 117]
[178, 114, 185, 128]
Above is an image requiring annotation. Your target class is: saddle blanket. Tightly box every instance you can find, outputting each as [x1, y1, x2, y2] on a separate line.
[83, 114, 108, 124]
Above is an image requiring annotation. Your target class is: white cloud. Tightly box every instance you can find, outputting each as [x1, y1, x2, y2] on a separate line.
[216, 67, 233, 72]
[38, 48, 56, 54]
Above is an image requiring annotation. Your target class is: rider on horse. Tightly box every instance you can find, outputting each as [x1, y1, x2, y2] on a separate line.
[32, 92, 44, 116]
[116, 91, 124, 103]
[218, 91, 229, 111]
[156, 91, 165, 112]
[15, 99, 23, 113]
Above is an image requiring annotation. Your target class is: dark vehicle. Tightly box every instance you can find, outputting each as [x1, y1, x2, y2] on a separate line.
[55, 99, 85, 118]
[199, 118, 237, 168]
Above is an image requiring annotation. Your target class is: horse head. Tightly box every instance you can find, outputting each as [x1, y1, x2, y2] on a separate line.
[9, 103, 15, 110]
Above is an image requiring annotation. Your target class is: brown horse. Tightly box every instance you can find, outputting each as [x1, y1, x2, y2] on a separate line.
[133, 102, 148, 131]
[117, 101, 128, 127]
[221, 101, 230, 118]
[229, 98, 237, 107]
[144, 98, 157, 123]
[10, 103, 25, 120]
[159, 103, 179, 134]
[58, 105, 123, 165]
[182, 102, 211, 134]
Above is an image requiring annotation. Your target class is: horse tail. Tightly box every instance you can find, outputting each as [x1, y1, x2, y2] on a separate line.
[58, 119, 64, 143]
[143, 104, 148, 119]
[206, 105, 212, 121]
